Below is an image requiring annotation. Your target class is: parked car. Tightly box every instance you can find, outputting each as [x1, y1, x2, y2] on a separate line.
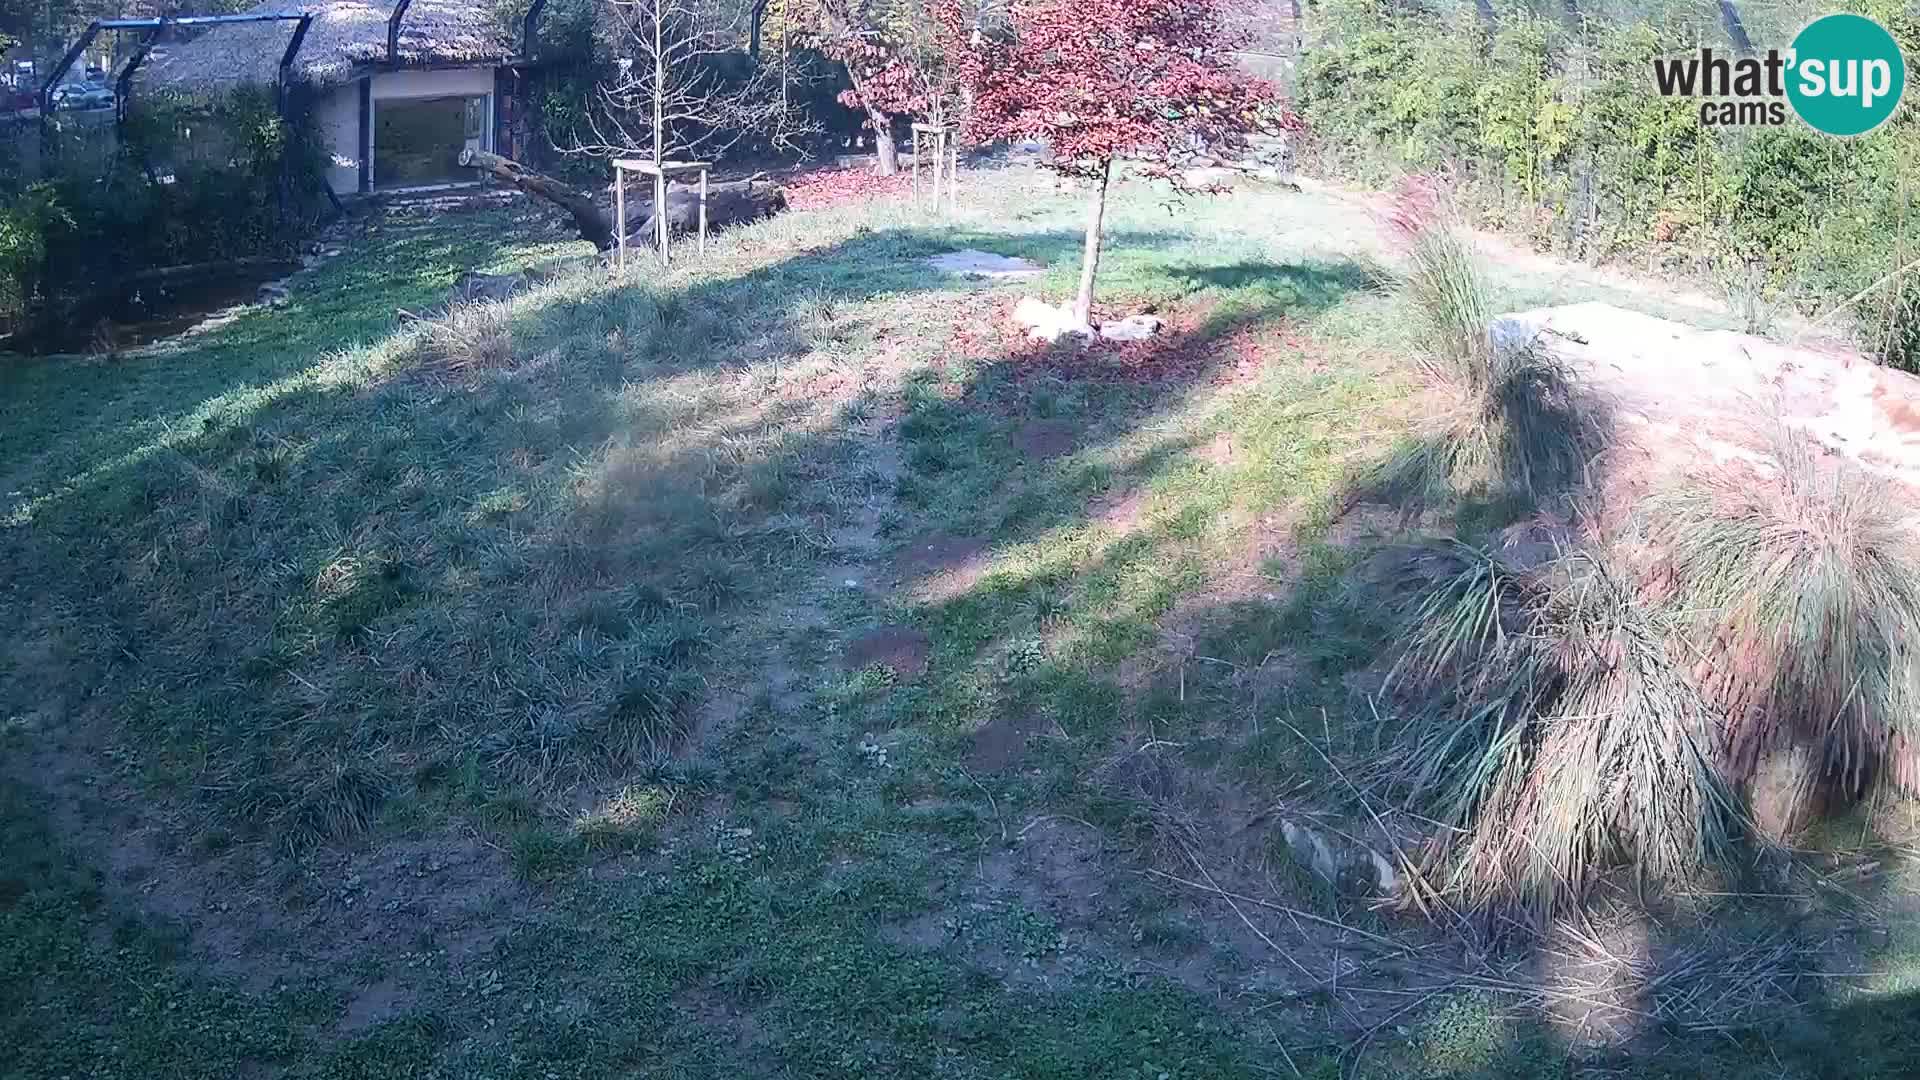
[52, 81, 114, 111]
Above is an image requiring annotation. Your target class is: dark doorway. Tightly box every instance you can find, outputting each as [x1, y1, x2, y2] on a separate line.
[373, 95, 486, 189]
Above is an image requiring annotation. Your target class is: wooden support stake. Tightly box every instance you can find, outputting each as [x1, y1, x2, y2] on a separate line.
[655, 170, 669, 264]
[699, 168, 709, 255]
[615, 166, 627, 269]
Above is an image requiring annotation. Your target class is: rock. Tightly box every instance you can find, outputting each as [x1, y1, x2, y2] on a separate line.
[1098, 314, 1163, 342]
[452, 271, 531, 305]
[1179, 166, 1240, 190]
[1012, 296, 1094, 344]
[1488, 315, 1543, 356]
[1278, 817, 1399, 897]
[927, 249, 1046, 280]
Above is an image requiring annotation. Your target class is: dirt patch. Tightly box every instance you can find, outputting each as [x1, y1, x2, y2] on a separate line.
[892, 532, 991, 603]
[951, 297, 1305, 390]
[968, 713, 1046, 773]
[1196, 433, 1236, 467]
[676, 986, 768, 1048]
[975, 817, 1112, 925]
[1014, 419, 1080, 460]
[1089, 487, 1149, 533]
[689, 687, 750, 749]
[339, 978, 411, 1034]
[841, 626, 932, 677]
[881, 911, 955, 950]
[894, 531, 988, 576]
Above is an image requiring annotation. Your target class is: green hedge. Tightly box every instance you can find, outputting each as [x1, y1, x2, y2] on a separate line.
[0, 87, 326, 335]
[1295, 0, 1920, 361]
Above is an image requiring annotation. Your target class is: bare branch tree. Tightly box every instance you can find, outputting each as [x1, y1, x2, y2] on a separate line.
[568, 0, 811, 168]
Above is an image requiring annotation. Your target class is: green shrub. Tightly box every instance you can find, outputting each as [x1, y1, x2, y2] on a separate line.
[1296, 1, 1920, 355]
[0, 184, 67, 324]
[1, 86, 325, 331]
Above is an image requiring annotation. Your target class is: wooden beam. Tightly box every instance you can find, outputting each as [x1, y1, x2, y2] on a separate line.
[388, 0, 415, 65]
[358, 77, 372, 193]
[277, 14, 315, 119]
[522, 0, 550, 58]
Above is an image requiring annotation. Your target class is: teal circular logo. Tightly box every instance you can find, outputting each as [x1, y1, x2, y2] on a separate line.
[1787, 14, 1907, 136]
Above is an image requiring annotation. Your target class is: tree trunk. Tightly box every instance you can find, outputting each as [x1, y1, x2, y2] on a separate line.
[1717, 0, 1755, 54]
[628, 180, 787, 246]
[1073, 160, 1112, 328]
[749, 0, 771, 57]
[460, 148, 615, 251]
[869, 105, 898, 176]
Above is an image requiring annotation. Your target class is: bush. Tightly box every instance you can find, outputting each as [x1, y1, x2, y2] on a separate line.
[1649, 430, 1920, 809]
[1380, 539, 1743, 913]
[1377, 431, 1920, 912]
[0, 184, 67, 325]
[1373, 179, 1608, 510]
[1296, 1, 1920, 356]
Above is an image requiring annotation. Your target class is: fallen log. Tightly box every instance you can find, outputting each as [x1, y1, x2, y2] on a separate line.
[624, 180, 787, 248]
[460, 148, 790, 254]
[460, 147, 616, 251]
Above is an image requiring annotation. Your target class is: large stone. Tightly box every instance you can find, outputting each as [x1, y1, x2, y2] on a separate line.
[1278, 817, 1400, 897]
[1012, 296, 1094, 344]
[1179, 166, 1241, 190]
[928, 249, 1046, 280]
[1099, 314, 1163, 342]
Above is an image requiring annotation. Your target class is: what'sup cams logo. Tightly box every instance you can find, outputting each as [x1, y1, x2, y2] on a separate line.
[1653, 13, 1907, 135]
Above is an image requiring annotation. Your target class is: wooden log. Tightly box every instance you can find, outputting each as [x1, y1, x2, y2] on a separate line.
[626, 180, 787, 249]
[460, 147, 616, 252]
[462, 148, 788, 254]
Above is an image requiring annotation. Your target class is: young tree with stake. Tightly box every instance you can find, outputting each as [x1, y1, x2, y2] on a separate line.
[582, 0, 805, 242]
[952, 0, 1290, 327]
[811, 0, 981, 175]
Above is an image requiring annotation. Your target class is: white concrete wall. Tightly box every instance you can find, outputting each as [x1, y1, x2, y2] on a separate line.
[372, 68, 493, 101]
[315, 68, 498, 195]
[316, 83, 360, 197]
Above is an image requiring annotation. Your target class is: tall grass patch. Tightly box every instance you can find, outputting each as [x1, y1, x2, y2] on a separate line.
[1649, 432, 1920, 817]
[1379, 539, 1742, 912]
[1374, 428, 1920, 912]
[1373, 178, 1608, 513]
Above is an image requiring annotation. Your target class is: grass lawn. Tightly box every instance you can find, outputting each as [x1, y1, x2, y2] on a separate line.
[4, 165, 1920, 1079]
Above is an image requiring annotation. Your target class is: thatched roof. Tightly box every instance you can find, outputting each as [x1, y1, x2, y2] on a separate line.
[140, 0, 515, 92]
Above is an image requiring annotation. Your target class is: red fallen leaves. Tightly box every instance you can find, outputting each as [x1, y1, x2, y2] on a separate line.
[781, 167, 914, 210]
[948, 296, 1312, 389]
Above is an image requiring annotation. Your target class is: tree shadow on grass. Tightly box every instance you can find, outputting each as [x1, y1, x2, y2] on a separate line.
[842, 246, 1920, 1077]
[0, 219, 1265, 850]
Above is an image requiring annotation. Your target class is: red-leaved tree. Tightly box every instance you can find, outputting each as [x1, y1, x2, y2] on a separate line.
[952, 0, 1292, 325]
[816, 0, 969, 176]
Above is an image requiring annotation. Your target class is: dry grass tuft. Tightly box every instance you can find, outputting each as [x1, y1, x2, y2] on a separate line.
[1649, 432, 1920, 813]
[1376, 428, 1920, 912]
[1381, 538, 1743, 913]
[418, 297, 519, 373]
[1374, 178, 1608, 509]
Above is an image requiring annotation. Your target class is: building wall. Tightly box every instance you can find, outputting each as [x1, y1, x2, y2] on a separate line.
[372, 68, 494, 102]
[316, 84, 360, 196]
[315, 67, 498, 195]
